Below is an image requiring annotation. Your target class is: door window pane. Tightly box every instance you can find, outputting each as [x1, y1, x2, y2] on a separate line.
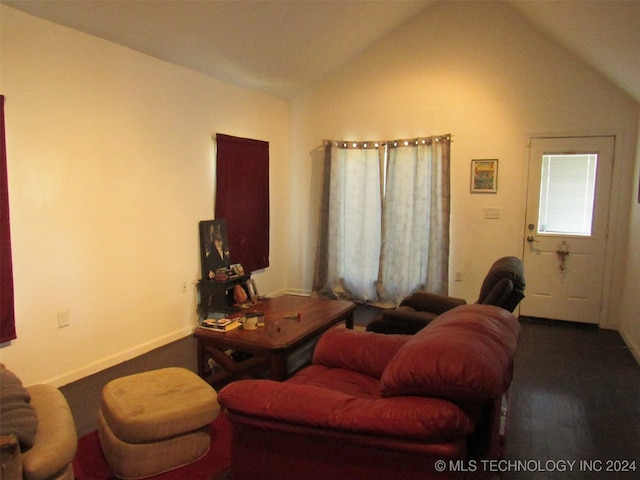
[538, 153, 597, 235]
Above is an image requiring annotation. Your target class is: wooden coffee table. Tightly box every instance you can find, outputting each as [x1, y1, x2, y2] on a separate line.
[194, 295, 355, 386]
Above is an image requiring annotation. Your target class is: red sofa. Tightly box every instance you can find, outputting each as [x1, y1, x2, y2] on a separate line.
[218, 304, 520, 480]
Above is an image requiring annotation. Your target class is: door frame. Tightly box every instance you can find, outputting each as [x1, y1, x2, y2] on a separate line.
[522, 134, 618, 328]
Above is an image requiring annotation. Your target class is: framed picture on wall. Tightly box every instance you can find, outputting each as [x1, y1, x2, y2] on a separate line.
[199, 219, 231, 280]
[471, 159, 498, 193]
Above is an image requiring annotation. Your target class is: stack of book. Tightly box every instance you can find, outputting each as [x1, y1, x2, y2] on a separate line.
[202, 316, 242, 332]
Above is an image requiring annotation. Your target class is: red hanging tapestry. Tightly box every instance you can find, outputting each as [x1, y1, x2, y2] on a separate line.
[1, 95, 17, 342]
[215, 134, 269, 274]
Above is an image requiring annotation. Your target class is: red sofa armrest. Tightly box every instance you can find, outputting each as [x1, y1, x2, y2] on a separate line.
[312, 328, 408, 378]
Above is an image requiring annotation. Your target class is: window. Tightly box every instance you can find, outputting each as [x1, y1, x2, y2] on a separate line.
[538, 153, 597, 236]
[314, 135, 451, 306]
[215, 134, 270, 274]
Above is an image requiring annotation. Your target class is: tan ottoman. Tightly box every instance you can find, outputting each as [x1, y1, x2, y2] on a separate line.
[98, 367, 220, 479]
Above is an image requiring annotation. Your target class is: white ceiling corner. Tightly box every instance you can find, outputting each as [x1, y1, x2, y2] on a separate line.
[2, 0, 639, 102]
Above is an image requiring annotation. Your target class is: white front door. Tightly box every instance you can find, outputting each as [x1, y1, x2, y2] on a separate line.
[521, 136, 614, 324]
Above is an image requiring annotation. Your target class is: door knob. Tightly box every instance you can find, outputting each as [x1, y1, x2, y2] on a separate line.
[527, 235, 539, 243]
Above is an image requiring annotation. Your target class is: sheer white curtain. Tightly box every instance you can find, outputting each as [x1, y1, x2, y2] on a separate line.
[377, 138, 451, 305]
[315, 142, 382, 302]
[313, 136, 450, 305]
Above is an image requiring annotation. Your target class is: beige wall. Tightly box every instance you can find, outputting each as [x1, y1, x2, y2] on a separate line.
[289, 1, 639, 351]
[619, 118, 640, 361]
[2, 0, 639, 386]
[0, 6, 290, 386]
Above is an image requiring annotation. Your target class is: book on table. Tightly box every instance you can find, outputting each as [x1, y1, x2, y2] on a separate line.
[202, 316, 242, 332]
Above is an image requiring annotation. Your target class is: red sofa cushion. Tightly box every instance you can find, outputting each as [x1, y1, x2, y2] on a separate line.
[219, 378, 475, 443]
[287, 364, 381, 398]
[381, 304, 520, 404]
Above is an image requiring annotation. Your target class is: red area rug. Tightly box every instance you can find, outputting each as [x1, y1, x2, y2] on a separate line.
[73, 414, 231, 480]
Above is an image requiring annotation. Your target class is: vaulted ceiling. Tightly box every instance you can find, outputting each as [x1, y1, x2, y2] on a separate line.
[3, 0, 640, 103]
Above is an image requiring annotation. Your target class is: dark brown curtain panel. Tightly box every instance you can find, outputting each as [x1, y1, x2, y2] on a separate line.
[1, 95, 16, 343]
[215, 133, 269, 274]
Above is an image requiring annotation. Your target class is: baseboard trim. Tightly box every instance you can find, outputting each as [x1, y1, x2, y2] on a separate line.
[43, 326, 194, 388]
[43, 290, 320, 387]
[282, 288, 309, 296]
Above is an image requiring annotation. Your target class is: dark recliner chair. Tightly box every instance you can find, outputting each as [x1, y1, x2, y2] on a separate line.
[367, 256, 525, 335]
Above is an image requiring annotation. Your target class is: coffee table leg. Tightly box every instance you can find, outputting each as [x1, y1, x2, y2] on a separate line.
[344, 310, 354, 329]
[270, 350, 288, 381]
[197, 338, 206, 378]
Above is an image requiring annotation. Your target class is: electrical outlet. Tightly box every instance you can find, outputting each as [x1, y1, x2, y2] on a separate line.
[58, 310, 70, 328]
[483, 208, 501, 219]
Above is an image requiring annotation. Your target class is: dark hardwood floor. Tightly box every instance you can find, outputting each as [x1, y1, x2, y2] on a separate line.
[60, 308, 640, 479]
[504, 317, 640, 479]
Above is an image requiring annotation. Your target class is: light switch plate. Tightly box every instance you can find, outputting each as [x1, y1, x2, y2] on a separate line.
[58, 310, 70, 328]
[484, 208, 500, 219]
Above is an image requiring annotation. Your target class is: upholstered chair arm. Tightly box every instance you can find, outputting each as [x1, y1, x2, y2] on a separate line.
[23, 385, 77, 480]
[382, 309, 437, 325]
[400, 291, 467, 315]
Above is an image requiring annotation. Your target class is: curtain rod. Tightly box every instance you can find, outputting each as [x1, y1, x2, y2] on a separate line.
[323, 134, 453, 149]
